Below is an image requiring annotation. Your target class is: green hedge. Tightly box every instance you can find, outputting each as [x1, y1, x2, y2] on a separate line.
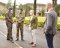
[0, 16, 60, 30]
[24, 16, 60, 30]
[37, 17, 60, 30]
[0, 16, 5, 20]
[24, 17, 30, 25]
[38, 22, 60, 30]
[57, 23, 60, 30]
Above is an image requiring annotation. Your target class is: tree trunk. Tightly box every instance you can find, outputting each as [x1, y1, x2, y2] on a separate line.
[34, 0, 36, 15]
[13, 0, 16, 17]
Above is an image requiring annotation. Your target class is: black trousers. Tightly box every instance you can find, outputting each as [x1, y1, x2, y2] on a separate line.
[45, 34, 54, 48]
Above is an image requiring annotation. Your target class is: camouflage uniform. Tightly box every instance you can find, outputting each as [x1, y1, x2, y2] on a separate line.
[16, 9, 25, 41]
[5, 8, 13, 41]
[30, 15, 38, 46]
[31, 16, 38, 30]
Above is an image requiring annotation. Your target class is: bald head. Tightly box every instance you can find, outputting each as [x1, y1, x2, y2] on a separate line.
[46, 3, 53, 11]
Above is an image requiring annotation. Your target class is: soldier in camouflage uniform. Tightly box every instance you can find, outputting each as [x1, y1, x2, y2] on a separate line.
[5, 8, 14, 43]
[29, 10, 38, 47]
[16, 9, 25, 41]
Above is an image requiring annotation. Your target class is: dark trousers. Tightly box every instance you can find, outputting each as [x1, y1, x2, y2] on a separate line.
[7, 24, 13, 40]
[45, 34, 54, 48]
[16, 22, 23, 40]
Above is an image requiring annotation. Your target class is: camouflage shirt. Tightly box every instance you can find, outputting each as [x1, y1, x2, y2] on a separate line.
[16, 10, 25, 23]
[30, 16, 38, 30]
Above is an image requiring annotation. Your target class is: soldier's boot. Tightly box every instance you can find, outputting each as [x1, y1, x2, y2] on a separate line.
[16, 32, 19, 41]
[10, 37, 14, 43]
[21, 36, 24, 41]
[7, 33, 10, 40]
[16, 26, 19, 41]
[7, 38, 10, 40]
[21, 32, 24, 41]
[16, 37, 19, 41]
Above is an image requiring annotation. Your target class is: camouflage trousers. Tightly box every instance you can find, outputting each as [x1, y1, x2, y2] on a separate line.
[7, 24, 13, 40]
[16, 22, 24, 40]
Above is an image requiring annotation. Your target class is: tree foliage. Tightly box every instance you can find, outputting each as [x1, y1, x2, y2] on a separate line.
[19, 4, 23, 10]
[7, 0, 12, 9]
[52, 0, 57, 7]
[19, 4, 32, 16]
[55, 4, 60, 16]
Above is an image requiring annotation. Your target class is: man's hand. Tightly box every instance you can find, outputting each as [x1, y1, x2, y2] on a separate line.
[8, 19, 13, 24]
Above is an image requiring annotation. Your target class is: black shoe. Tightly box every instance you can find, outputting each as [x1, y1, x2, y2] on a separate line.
[21, 39, 24, 41]
[7, 38, 10, 40]
[10, 39, 14, 43]
[32, 44, 36, 47]
[10, 40, 14, 43]
[30, 42, 34, 45]
[10, 38, 14, 43]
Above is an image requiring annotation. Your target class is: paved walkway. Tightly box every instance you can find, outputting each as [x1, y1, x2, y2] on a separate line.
[0, 21, 60, 48]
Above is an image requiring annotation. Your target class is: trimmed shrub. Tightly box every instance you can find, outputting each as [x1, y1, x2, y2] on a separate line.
[0, 16, 60, 30]
[57, 23, 60, 30]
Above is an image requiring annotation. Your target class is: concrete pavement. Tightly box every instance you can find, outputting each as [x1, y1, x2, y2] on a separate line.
[0, 21, 60, 48]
